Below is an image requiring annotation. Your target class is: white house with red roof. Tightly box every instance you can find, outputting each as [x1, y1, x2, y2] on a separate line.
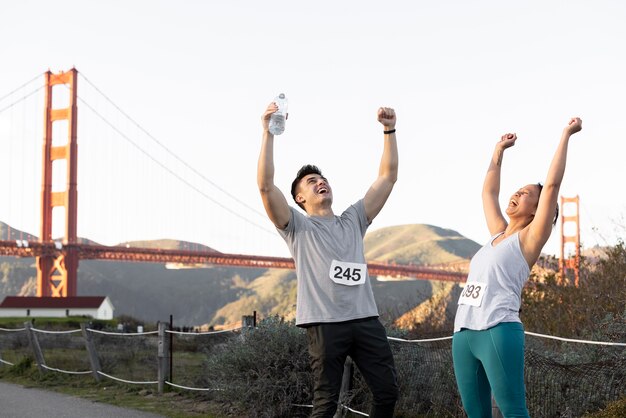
[0, 296, 114, 320]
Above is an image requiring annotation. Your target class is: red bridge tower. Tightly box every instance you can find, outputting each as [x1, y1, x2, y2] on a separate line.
[37, 69, 79, 297]
[559, 195, 580, 287]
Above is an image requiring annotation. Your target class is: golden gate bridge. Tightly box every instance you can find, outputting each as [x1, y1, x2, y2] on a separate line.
[0, 68, 470, 299]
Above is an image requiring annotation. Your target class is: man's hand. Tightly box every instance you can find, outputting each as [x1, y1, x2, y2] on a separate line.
[377, 107, 396, 129]
[564, 117, 583, 136]
[262, 102, 279, 132]
[497, 133, 517, 150]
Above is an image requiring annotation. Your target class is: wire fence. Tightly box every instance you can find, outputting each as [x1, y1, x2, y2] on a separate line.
[1, 320, 625, 417]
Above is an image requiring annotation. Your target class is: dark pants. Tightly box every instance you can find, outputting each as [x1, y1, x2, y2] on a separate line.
[306, 318, 398, 418]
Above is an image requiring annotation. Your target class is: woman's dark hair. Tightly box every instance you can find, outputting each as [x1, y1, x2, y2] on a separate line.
[291, 164, 323, 210]
[537, 182, 559, 226]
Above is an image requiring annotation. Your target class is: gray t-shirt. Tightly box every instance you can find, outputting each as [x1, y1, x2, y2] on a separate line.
[277, 199, 379, 326]
[454, 232, 530, 333]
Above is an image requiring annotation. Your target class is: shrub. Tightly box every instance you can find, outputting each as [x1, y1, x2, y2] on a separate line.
[522, 240, 626, 343]
[199, 316, 312, 417]
[584, 396, 626, 418]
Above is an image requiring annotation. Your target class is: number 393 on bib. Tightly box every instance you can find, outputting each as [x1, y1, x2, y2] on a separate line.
[457, 282, 487, 307]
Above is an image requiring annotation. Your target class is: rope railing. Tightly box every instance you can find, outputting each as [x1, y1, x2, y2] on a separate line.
[389, 331, 626, 346]
[2, 323, 624, 353]
[31, 327, 82, 335]
[165, 327, 241, 336]
[164, 381, 223, 391]
[1, 322, 624, 417]
[388, 335, 453, 343]
[97, 370, 158, 385]
[340, 405, 370, 417]
[525, 330, 626, 346]
[86, 328, 158, 336]
[0, 327, 26, 332]
[40, 364, 92, 375]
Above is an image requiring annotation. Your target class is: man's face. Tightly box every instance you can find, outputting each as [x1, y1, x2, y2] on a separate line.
[295, 174, 333, 209]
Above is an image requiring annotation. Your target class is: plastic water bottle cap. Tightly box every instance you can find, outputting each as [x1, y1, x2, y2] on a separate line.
[278, 93, 285, 99]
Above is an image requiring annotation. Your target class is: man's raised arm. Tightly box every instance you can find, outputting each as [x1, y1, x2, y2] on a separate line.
[363, 107, 398, 223]
[257, 102, 291, 229]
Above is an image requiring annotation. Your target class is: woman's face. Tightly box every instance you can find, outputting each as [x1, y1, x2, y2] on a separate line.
[505, 184, 541, 219]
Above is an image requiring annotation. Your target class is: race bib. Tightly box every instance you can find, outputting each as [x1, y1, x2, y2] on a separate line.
[329, 260, 367, 286]
[458, 282, 487, 307]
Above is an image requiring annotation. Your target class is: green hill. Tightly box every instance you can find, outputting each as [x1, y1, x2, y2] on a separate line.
[0, 222, 37, 242]
[119, 239, 218, 252]
[210, 269, 298, 326]
[365, 224, 480, 264]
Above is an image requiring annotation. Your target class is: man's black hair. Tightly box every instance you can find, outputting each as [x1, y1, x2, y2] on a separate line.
[537, 182, 559, 226]
[291, 164, 323, 210]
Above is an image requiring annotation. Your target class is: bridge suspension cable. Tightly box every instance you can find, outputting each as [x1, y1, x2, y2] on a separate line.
[75, 93, 275, 237]
[0, 73, 44, 240]
[70, 73, 276, 241]
[0, 73, 44, 105]
[78, 73, 268, 221]
[1, 69, 285, 256]
[0, 81, 45, 116]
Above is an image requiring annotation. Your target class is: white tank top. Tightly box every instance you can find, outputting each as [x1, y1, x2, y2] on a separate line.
[454, 232, 530, 332]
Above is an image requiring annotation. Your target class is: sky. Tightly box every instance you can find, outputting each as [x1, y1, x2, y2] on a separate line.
[1, 0, 625, 259]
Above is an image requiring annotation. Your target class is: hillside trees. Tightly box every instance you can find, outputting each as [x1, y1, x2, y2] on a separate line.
[522, 240, 626, 341]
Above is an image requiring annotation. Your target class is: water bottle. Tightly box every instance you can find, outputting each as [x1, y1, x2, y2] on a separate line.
[269, 93, 288, 135]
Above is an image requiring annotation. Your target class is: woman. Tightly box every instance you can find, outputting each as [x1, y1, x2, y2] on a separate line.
[452, 117, 583, 417]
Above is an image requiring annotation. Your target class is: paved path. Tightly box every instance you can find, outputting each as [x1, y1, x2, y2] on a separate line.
[0, 381, 165, 418]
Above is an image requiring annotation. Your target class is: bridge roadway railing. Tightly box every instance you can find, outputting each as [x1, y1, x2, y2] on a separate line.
[0, 240, 467, 282]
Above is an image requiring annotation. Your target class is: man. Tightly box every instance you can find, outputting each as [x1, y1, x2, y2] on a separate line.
[257, 101, 399, 418]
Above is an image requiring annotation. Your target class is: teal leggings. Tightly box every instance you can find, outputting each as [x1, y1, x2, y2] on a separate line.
[452, 322, 530, 418]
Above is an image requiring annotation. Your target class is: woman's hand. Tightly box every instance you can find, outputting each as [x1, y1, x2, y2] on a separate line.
[497, 133, 517, 150]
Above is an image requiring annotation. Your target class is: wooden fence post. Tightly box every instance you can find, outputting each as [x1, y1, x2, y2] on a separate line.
[241, 315, 255, 328]
[333, 356, 354, 418]
[80, 323, 101, 382]
[157, 322, 170, 394]
[24, 322, 46, 374]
